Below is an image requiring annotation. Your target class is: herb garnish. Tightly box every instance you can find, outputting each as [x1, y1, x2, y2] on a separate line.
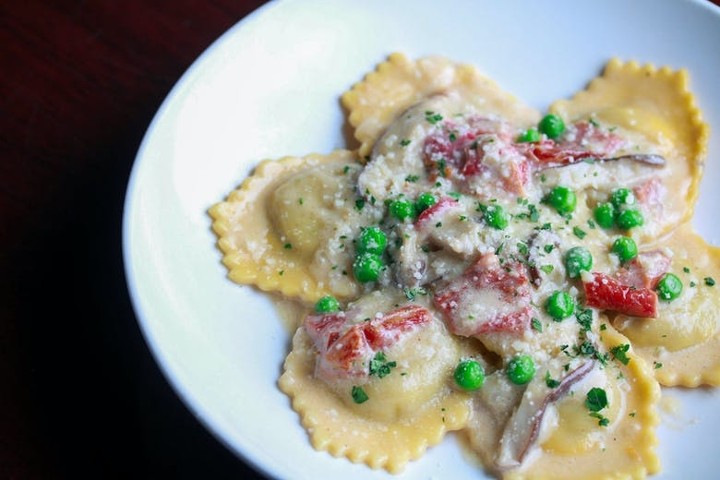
[425, 111, 443, 124]
[531, 317, 543, 332]
[573, 226, 587, 239]
[545, 371, 560, 388]
[586, 388, 608, 411]
[351, 386, 369, 404]
[575, 308, 593, 332]
[405, 174, 419, 183]
[610, 344, 631, 365]
[369, 352, 397, 378]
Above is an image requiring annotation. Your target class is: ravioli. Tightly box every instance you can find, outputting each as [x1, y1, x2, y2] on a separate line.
[550, 58, 709, 240]
[278, 291, 472, 473]
[613, 224, 720, 387]
[210, 150, 369, 303]
[210, 53, 714, 479]
[342, 53, 539, 159]
[467, 324, 660, 480]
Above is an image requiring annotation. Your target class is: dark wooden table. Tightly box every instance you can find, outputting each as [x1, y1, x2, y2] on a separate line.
[3, 1, 720, 479]
[1, 2, 269, 478]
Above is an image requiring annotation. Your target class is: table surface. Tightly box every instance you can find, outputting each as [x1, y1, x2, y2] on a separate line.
[2, 1, 720, 478]
[1, 2, 269, 478]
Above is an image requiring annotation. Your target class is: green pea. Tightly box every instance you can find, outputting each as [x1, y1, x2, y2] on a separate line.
[454, 359, 485, 391]
[484, 204, 509, 230]
[353, 252, 383, 283]
[357, 226, 387, 255]
[546, 186, 577, 214]
[611, 236, 638, 263]
[545, 290, 575, 320]
[389, 198, 415, 221]
[656, 273, 683, 301]
[538, 114, 566, 139]
[610, 188, 636, 208]
[517, 127, 540, 143]
[506, 355, 536, 385]
[616, 209, 644, 230]
[415, 192, 437, 214]
[593, 202, 615, 229]
[314, 296, 340, 313]
[565, 246, 593, 278]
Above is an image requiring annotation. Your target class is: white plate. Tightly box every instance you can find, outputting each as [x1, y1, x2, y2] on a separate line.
[123, 0, 720, 478]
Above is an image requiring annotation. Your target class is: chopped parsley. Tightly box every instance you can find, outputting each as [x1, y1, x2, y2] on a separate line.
[705, 277, 716, 286]
[355, 198, 365, 211]
[545, 371, 560, 388]
[683, 266, 690, 273]
[368, 352, 397, 378]
[399, 138, 411, 146]
[283, 243, 293, 249]
[425, 111, 443, 124]
[298, 197, 304, 205]
[351, 386, 369, 404]
[343, 165, 350, 174]
[610, 344, 631, 365]
[403, 287, 428, 301]
[437, 158, 447, 177]
[516, 204, 540, 222]
[590, 412, 610, 427]
[531, 317, 543, 332]
[585, 387, 608, 412]
[573, 226, 587, 239]
[529, 204, 540, 222]
[577, 340, 598, 357]
[654, 361, 663, 369]
[544, 244, 555, 254]
[517, 242, 529, 255]
[540, 265, 554, 274]
[575, 309, 593, 332]
[405, 174, 419, 183]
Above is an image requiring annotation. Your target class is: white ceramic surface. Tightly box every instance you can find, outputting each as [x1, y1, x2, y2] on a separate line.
[123, 0, 720, 478]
